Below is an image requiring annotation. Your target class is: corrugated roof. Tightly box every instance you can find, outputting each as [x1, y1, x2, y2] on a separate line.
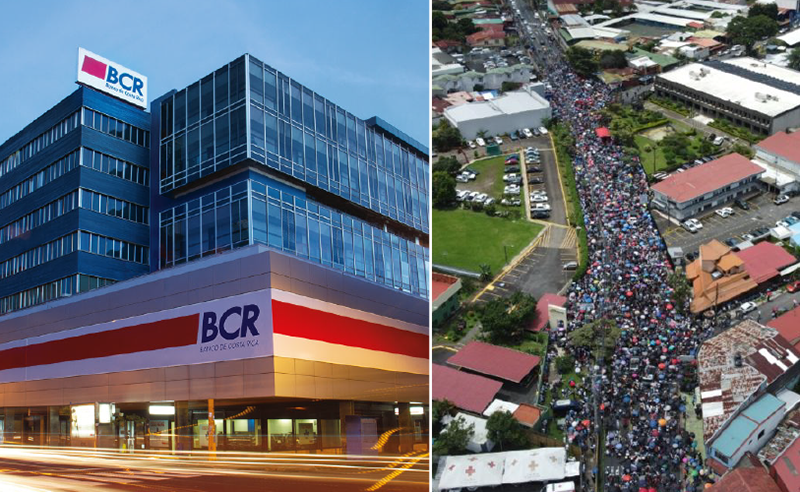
[769, 306, 800, 348]
[772, 432, 800, 491]
[757, 131, 800, 164]
[713, 415, 758, 458]
[433, 364, 503, 414]
[708, 466, 782, 492]
[530, 293, 567, 332]
[651, 154, 764, 204]
[736, 242, 797, 285]
[447, 341, 540, 383]
[743, 393, 785, 423]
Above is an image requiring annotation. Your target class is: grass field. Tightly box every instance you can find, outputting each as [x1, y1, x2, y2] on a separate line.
[433, 208, 544, 275]
[634, 134, 668, 175]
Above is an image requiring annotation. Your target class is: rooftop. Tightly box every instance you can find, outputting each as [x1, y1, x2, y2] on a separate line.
[686, 240, 758, 313]
[651, 153, 764, 203]
[758, 408, 800, 464]
[768, 306, 800, 350]
[772, 430, 800, 492]
[708, 465, 782, 492]
[698, 320, 799, 443]
[737, 242, 797, 284]
[530, 293, 567, 332]
[432, 272, 461, 303]
[756, 131, 800, 164]
[714, 394, 785, 460]
[513, 403, 542, 427]
[432, 364, 503, 414]
[441, 412, 492, 453]
[778, 27, 800, 47]
[443, 87, 550, 123]
[658, 59, 800, 117]
[447, 341, 540, 383]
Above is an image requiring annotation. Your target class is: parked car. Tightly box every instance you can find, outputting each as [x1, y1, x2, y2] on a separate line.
[527, 166, 542, 173]
[539, 127, 548, 135]
[505, 165, 520, 173]
[685, 218, 703, 230]
[787, 281, 800, 293]
[739, 301, 757, 314]
[715, 208, 732, 218]
[734, 199, 750, 210]
[724, 237, 740, 248]
[775, 194, 790, 205]
[455, 174, 469, 183]
[562, 261, 578, 270]
[494, 136, 504, 145]
[530, 210, 551, 219]
[476, 137, 486, 147]
[529, 177, 544, 184]
[468, 140, 477, 149]
[682, 221, 698, 233]
[522, 128, 533, 138]
[530, 194, 549, 203]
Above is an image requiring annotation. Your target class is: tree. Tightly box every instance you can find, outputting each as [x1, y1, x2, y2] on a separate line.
[667, 270, 692, 314]
[711, 11, 726, 19]
[749, 3, 778, 20]
[433, 156, 462, 175]
[566, 46, 599, 78]
[433, 416, 474, 456]
[731, 143, 754, 159]
[479, 263, 493, 282]
[556, 354, 576, 374]
[789, 47, 800, 71]
[433, 399, 457, 435]
[479, 292, 537, 344]
[568, 318, 621, 359]
[727, 15, 778, 52]
[486, 411, 529, 451]
[433, 120, 464, 153]
[501, 81, 523, 92]
[433, 172, 457, 209]
[599, 50, 628, 69]
[432, 1, 451, 11]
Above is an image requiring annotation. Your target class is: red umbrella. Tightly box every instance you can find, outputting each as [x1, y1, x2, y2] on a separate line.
[570, 380, 576, 387]
[666, 304, 673, 310]
[622, 474, 631, 482]
[658, 363, 666, 370]
[582, 420, 591, 427]
[626, 291, 634, 297]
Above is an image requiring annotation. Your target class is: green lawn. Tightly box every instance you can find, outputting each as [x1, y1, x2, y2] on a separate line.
[469, 155, 513, 201]
[433, 208, 544, 274]
[634, 135, 668, 175]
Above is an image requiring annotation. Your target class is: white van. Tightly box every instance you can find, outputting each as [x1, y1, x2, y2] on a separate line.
[546, 482, 575, 492]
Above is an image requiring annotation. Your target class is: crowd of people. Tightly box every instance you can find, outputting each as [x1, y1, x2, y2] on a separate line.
[535, 35, 715, 492]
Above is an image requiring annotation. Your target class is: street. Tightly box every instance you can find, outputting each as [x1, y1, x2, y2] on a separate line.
[0, 447, 428, 492]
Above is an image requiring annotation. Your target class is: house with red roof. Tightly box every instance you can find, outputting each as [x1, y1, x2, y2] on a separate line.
[432, 273, 462, 327]
[754, 131, 800, 195]
[433, 364, 503, 414]
[709, 461, 781, 492]
[529, 293, 567, 332]
[769, 306, 800, 352]
[447, 341, 541, 385]
[735, 242, 797, 286]
[771, 434, 800, 492]
[466, 30, 506, 47]
[650, 153, 764, 221]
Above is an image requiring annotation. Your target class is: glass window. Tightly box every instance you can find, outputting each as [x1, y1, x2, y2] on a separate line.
[230, 58, 246, 104]
[264, 69, 277, 110]
[291, 126, 304, 167]
[201, 75, 214, 119]
[308, 218, 320, 261]
[346, 115, 356, 152]
[290, 82, 302, 124]
[303, 88, 314, 130]
[250, 59, 264, 105]
[280, 120, 291, 160]
[304, 131, 316, 173]
[202, 208, 215, 254]
[160, 98, 173, 138]
[215, 66, 229, 110]
[336, 109, 346, 147]
[230, 106, 247, 149]
[356, 119, 365, 157]
[174, 90, 186, 132]
[253, 197, 267, 244]
[265, 113, 278, 154]
[279, 75, 289, 117]
[314, 95, 325, 136]
[187, 128, 200, 171]
[215, 112, 229, 154]
[339, 150, 349, 189]
[316, 137, 327, 181]
[320, 222, 332, 265]
[174, 133, 186, 174]
[268, 200, 282, 248]
[187, 82, 200, 126]
[251, 106, 265, 149]
[201, 122, 214, 162]
[295, 211, 308, 257]
[349, 155, 360, 195]
[217, 203, 231, 249]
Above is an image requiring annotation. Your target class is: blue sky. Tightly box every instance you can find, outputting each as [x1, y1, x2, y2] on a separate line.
[0, 0, 430, 146]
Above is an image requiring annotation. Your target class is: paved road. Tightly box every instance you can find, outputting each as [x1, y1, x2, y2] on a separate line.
[0, 446, 428, 492]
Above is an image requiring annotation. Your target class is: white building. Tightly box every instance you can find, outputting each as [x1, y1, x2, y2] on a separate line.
[432, 47, 465, 78]
[679, 44, 711, 59]
[443, 84, 552, 139]
[655, 58, 800, 135]
[754, 130, 800, 193]
[433, 64, 534, 93]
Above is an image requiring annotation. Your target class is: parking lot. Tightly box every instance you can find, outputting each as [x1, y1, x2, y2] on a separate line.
[656, 190, 799, 255]
[477, 225, 577, 304]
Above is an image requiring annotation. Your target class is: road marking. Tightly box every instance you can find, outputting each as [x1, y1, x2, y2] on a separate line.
[548, 132, 572, 227]
[474, 224, 549, 302]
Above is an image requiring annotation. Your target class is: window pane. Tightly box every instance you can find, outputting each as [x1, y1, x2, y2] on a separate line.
[201, 75, 214, 119]
[265, 113, 278, 154]
[251, 106, 265, 149]
[174, 90, 186, 132]
[187, 127, 200, 170]
[187, 82, 200, 126]
[215, 113, 229, 154]
[215, 66, 229, 110]
[250, 59, 264, 105]
[230, 106, 247, 149]
[201, 122, 214, 161]
[264, 69, 277, 110]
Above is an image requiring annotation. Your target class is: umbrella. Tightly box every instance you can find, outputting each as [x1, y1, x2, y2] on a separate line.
[570, 380, 576, 387]
[622, 474, 631, 482]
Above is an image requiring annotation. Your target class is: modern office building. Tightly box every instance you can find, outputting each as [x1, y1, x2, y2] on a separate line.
[0, 70, 151, 316]
[0, 52, 430, 455]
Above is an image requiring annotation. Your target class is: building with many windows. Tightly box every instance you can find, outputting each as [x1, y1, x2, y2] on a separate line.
[0, 86, 151, 316]
[0, 52, 429, 456]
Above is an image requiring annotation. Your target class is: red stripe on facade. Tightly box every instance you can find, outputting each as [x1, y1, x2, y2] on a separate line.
[271, 300, 428, 359]
[0, 315, 199, 371]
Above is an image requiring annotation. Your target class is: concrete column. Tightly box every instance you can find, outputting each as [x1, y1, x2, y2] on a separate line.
[175, 401, 191, 452]
[208, 399, 216, 459]
[397, 402, 413, 454]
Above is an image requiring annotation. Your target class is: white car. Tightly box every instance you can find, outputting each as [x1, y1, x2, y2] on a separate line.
[468, 191, 481, 201]
[539, 127, 548, 135]
[532, 203, 551, 211]
[494, 136, 504, 145]
[455, 175, 469, 183]
[456, 190, 469, 201]
[475, 193, 488, 203]
[484, 197, 495, 206]
[468, 140, 477, 149]
[685, 218, 703, 230]
[682, 221, 698, 233]
[522, 128, 533, 138]
[503, 173, 518, 182]
[476, 138, 486, 147]
[777, 219, 790, 228]
[530, 195, 549, 203]
[504, 186, 521, 195]
[715, 208, 733, 218]
[739, 301, 757, 314]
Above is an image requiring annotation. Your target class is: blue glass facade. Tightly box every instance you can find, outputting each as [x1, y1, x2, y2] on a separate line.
[0, 87, 151, 315]
[153, 54, 429, 298]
